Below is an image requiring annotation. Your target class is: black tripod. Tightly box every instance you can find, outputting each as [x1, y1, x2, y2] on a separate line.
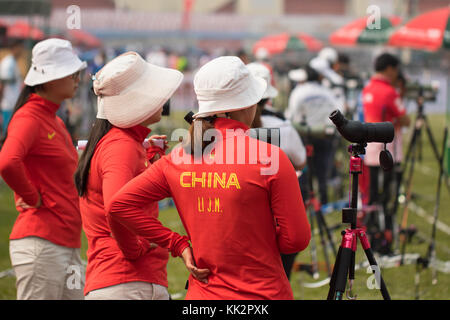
[301, 129, 337, 280]
[394, 97, 450, 264]
[327, 143, 391, 300]
[414, 126, 448, 299]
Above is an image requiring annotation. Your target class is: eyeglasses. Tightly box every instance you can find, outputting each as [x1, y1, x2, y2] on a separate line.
[71, 71, 81, 80]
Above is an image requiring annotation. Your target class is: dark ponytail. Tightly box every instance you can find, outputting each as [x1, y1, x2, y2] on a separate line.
[183, 117, 217, 155]
[0, 85, 38, 149]
[74, 119, 112, 197]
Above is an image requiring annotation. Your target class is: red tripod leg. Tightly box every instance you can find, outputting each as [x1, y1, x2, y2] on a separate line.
[358, 230, 391, 300]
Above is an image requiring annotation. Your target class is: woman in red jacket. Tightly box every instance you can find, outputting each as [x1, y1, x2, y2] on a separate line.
[74, 52, 205, 300]
[0, 38, 86, 299]
[107, 56, 311, 300]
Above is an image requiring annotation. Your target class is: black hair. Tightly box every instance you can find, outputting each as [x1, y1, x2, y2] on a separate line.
[251, 98, 269, 128]
[338, 53, 350, 64]
[374, 53, 400, 72]
[305, 65, 320, 82]
[183, 117, 217, 156]
[237, 48, 247, 57]
[0, 85, 38, 149]
[74, 119, 112, 196]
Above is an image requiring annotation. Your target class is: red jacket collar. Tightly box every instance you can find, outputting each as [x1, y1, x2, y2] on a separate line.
[371, 74, 392, 86]
[28, 93, 60, 115]
[213, 118, 249, 135]
[119, 125, 151, 142]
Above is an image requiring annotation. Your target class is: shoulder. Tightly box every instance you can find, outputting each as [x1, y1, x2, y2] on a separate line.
[97, 129, 141, 161]
[55, 116, 66, 125]
[374, 82, 398, 104]
[249, 135, 288, 163]
[384, 84, 398, 98]
[9, 105, 40, 129]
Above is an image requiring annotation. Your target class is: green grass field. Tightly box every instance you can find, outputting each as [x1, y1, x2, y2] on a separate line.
[0, 114, 448, 300]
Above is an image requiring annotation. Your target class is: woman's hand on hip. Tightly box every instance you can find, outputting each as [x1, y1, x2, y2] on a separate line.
[181, 246, 210, 284]
[16, 194, 41, 209]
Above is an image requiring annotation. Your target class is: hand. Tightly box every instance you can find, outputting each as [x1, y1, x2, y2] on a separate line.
[151, 153, 161, 163]
[149, 243, 158, 249]
[149, 135, 169, 150]
[181, 246, 210, 284]
[16, 194, 41, 210]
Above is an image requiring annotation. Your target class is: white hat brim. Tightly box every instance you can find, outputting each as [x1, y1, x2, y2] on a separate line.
[99, 63, 183, 128]
[193, 75, 267, 119]
[24, 60, 87, 86]
[262, 85, 278, 99]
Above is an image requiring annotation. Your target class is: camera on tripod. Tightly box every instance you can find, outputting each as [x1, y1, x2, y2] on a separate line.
[326, 110, 393, 300]
[329, 110, 395, 171]
[329, 110, 394, 144]
[405, 81, 439, 102]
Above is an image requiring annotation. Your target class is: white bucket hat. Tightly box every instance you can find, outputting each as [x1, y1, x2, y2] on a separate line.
[318, 47, 338, 65]
[288, 68, 307, 82]
[193, 56, 266, 119]
[93, 51, 183, 128]
[24, 38, 87, 86]
[255, 47, 269, 61]
[246, 62, 278, 99]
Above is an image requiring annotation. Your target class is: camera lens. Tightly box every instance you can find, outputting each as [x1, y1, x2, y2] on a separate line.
[329, 110, 345, 128]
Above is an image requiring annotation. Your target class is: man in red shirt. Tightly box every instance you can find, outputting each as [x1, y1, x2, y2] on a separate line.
[362, 53, 410, 254]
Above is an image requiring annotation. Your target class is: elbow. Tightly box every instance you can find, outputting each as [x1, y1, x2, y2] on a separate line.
[280, 229, 311, 254]
[105, 198, 121, 220]
[0, 156, 21, 178]
[0, 158, 11, 177]
[296, 228, 312, 252]
[294, 232, 312, 253]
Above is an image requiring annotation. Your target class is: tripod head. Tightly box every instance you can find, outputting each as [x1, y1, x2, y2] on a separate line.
[348, 143, 366, 157]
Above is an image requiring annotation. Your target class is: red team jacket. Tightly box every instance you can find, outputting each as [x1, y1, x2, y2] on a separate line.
[0, 94, 81, 248]
[362, 75, 406, 124]
[108, 118, 311, 300]
[79, 125, 180, 295]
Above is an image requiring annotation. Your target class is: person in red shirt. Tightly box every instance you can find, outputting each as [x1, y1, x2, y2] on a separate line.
[74, 51, 201, 300]
[0, 38, 86, 299]
[362, 53, 410, 254]
[107, 56, 311, 300]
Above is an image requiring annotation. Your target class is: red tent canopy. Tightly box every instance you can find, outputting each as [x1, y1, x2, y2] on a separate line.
[330, 16, 402, 46]
[7, 21, 44, 40]
[253, 32, 323, 55]
[66, 29, 102, 48]
[388, 7, 450, 51]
